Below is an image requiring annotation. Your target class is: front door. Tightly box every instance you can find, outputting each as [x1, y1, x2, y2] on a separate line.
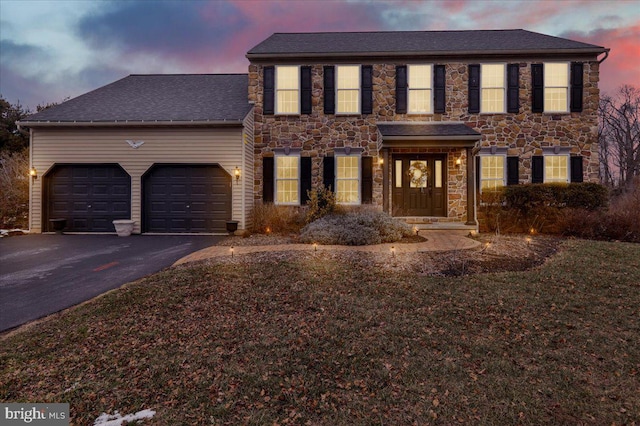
[392, 155, 446, 217]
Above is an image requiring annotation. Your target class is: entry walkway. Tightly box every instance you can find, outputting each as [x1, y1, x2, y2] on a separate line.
[173, 230, 480, 266]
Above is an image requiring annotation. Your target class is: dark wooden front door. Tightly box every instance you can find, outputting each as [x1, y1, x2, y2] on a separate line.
[392, 155, 446, 217]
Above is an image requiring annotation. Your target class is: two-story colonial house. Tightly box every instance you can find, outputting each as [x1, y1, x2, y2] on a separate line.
[20, 29, 608, 234]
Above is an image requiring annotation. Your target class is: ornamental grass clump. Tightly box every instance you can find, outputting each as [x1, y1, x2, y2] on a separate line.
[300, 209, 412, 245]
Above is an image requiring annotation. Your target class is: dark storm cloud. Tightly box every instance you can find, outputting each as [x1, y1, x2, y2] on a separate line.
[76, 0, 247, 57]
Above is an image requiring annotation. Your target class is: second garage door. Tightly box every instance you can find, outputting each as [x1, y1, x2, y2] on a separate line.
[143, 164, 232, 233]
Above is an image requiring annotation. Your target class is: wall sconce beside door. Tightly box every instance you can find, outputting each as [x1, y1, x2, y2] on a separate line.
[455, 157, 462, 167]
[29, 168, 37, 179]
[234, 166, 241, 184]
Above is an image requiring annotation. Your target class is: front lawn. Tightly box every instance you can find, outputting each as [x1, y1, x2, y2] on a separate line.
[1, 239, 639, 425]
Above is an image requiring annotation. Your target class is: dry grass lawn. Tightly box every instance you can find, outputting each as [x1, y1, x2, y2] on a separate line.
[1, 237, 639, 425]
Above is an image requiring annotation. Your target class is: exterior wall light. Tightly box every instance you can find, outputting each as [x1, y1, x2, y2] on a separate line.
[29, 168, 37, 179]
[234, 166, 241, 183]
[455, 157, 462, 167]
[379, 158, 384, 165]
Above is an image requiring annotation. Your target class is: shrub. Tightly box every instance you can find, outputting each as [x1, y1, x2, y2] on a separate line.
[251, 203, 305, 234]
[299, 209, 412, 245]
[0, 148, 29, 229]
[305, 184, 336, 223]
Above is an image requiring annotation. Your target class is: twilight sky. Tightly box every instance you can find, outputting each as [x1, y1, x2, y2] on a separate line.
[1, 0, 638, 111]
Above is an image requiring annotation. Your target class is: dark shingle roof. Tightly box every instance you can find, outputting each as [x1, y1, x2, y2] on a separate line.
[247, 29, 606, 58]
[22, 74, 251, 124]
[378, 123, 481, 138]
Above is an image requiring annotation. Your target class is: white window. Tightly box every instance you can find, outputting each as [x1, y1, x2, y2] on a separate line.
[481, 64, 505, 113]
[336, 65, 360, 114]
[544, 63, 569, 112]
[480, 155, 505, 191]
[276, 66, 299, 114]
[544, 155, 569, 183]
[408, 64, 432, 113]
[275, 154, 299, 204]
[336, 155, 360, 204]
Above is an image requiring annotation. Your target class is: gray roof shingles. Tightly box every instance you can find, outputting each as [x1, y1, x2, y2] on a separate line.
[22, 74, 251, 123]
[247, 29, 606, 57]
[378, 123, 481, 138]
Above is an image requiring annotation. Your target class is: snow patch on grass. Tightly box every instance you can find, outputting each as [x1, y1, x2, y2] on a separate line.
[93, 409, 155, 425]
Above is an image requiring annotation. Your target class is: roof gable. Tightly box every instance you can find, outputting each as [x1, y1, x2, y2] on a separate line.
[22, 74, 251, 124]
[247, 29, 607, 59]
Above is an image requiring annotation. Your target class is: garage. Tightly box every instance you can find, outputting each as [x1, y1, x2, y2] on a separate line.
[143, 164, 232, 233]
[44, 164, 131, 232]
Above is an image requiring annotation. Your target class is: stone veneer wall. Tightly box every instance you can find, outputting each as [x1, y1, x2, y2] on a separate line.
[248, 60, 600, 221]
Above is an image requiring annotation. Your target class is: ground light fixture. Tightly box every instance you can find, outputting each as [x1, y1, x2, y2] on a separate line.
[230, 246, 234, 258]
[313, 242, 318, 252]
[390, 246, 396, 257]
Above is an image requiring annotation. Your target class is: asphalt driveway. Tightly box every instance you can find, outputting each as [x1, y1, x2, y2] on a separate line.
[0, 234, 223, 332]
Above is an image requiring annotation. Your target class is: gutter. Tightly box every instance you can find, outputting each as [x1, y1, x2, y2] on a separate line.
[598, 48, 611, 64]
[17, 119, 245, 129]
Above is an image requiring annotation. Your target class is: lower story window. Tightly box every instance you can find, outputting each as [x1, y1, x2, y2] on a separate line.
[336, 155, 360, 204]
[545, 155, 568, 183]
[276, 155, 299, 204]
[480, 155, 505, 191]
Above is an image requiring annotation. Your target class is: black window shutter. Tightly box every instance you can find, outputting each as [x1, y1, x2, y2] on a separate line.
[361, 65, 373, 114]
[323, 66, 335, 115]
[532, 156, 544, 183]
[507, 156, 519, 185]
[434, 65, 446, 113]
[570, 62, 584, 112]
[531, 64, 544, 113]
[301, 66, 312, 114]
[396, 65, 407, 114]
[323, 156, 335, 191]
[361, 156, 373, 203]
[507, 64, 520, 113]
[262, 157, 274, 202]
[301, 157, 312, 203]
[570, 156, 584, 183]
[263, 66, 275, 115]
[468, 64, 480, 114]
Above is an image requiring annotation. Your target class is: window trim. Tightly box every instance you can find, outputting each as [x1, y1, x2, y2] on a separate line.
[275, 65, 300, 115]
[407, 64, 433, 114]
[335, 65, 361, 115]
[274, 151, 301, 205]
[335, 153, 362, 205]
[543, 154, 570, 183]
[479, 153, 507, 192]
[543, 62, 570, 113]
[480, 63, 506, 114]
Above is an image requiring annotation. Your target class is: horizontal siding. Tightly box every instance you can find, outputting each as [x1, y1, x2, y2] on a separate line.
[243, 108, 255, 230]
[31, 127, 248, 234]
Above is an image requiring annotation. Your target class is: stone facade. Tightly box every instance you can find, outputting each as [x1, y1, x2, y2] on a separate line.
[248, 58, 601, 223]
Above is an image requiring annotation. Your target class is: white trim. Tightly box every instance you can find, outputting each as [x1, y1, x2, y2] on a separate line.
[275, 65, 301, 115]
[335, 65, 361, 115]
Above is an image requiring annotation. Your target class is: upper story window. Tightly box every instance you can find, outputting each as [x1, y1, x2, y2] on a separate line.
[335, 155, 360, 204]
[544, 63, 569, 112]
[408, 65, 432, 113]
[481, 64, 505, 113]
[276, 66, 299, 114]
[275, 153, 300, 205]
[336, 65, 360, 114]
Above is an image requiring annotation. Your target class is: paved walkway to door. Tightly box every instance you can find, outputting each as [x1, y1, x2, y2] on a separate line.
[173, 230, 480, 266]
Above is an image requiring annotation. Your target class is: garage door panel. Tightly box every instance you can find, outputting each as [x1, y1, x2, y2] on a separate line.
[45, 165, 131, 232]
[143, 165, 231, 233]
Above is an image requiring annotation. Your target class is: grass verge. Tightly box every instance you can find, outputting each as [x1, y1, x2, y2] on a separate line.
[1, 239, 639, 425]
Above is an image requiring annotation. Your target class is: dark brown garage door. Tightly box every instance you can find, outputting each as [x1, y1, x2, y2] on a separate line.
[143, 164, 231, 233]
[45, 164, 131, 232]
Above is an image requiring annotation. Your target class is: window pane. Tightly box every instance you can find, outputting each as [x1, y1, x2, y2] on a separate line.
[545, 63, 568, 87]
[481, 64, 504, 88]
[337, 156, 358, 178]
[481, 88, 504, 113]
[544, 156, 568, 182]
[336, 180, 359, 203]
[276, 180, 299, 203]
[277, 66, 299, 90]
[435, 160, 442, 188]
[337, 66, 359, 89]
[277, 90, 299, 114]
[395, 160, 402, 188]
[481, 156, 504, 179]
[337, 89, 359, 113]
[409, 89, 432, 113]
[409, 65, 432, 89]
[276, 156, 299, 179]
[544, 88, 568, 112]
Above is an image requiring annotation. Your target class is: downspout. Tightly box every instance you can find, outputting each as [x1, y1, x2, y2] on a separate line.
[598, 49, 610, 64]
[28, 127, 33, 233]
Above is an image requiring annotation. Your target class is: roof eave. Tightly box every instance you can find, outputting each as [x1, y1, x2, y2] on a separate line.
[17, 119, 246, 129]
[381, 136, 481, 149]
[246, 47, 607, 61]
